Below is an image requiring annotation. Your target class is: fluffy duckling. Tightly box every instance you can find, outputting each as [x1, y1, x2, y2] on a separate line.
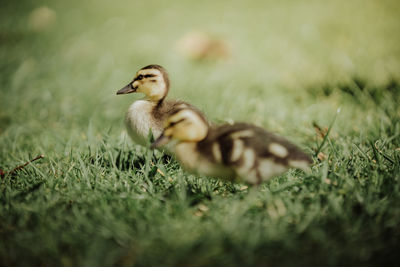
[151, 108, 312, 185]
[117, 64, 205, 146]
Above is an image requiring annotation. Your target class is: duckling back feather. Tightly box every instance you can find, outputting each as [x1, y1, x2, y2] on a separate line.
[195, 123, 312, 184]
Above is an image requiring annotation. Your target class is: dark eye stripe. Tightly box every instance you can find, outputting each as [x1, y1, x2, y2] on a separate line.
[166, 118, 186, 128]
[134, 75, 143, 81]
[134, 74, 156, 81]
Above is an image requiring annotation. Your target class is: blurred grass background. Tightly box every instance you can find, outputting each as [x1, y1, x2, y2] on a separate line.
[1, 0, 400, 266]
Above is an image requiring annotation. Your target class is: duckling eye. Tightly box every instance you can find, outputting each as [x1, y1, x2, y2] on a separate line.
[137, 75, 143, 80]
[168, 118, 186, 128]
[166, 122, 175, 128]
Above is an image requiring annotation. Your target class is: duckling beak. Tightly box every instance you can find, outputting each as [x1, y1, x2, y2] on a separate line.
[116, 83, 136, 95]
[150, 133, 171, 149]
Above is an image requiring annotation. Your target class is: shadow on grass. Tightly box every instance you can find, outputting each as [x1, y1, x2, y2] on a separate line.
[307, 77, 400, 106]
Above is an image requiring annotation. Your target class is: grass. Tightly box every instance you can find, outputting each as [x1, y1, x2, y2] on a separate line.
[1, 0, 400, 266]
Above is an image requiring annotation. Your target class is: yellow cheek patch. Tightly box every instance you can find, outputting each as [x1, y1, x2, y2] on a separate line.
[132, 80, 140, 88]
[164, 128, 173, 137]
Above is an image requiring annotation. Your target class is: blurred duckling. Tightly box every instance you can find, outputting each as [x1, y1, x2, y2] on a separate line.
[151, 108, 312, 185]
[117, 64, 205, 146]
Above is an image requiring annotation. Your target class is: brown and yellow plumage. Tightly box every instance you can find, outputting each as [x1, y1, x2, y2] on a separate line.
[152, 108, 312, 185]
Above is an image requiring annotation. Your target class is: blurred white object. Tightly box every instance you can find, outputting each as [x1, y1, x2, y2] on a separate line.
[177, 31, 230, 61]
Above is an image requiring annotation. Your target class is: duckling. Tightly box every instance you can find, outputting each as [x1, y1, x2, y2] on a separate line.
[151, 108, 312, 185]
[117, 64, 205, 146]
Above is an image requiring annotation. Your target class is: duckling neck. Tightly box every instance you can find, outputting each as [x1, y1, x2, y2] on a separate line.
[144, 95, 164, 103]
[145, 85, 169, 104]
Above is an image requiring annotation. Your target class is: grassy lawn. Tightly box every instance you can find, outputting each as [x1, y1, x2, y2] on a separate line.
[1, 0, 400, 266]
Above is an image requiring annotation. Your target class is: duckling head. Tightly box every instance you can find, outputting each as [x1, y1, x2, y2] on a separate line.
[151, 108, 208, 149]
[117, 64, 170, 102]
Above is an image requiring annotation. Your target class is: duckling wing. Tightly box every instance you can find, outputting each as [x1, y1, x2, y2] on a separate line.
[200, 123, 312, 184]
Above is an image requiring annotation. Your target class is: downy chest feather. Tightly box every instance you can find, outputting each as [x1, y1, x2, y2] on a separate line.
[125, 100, 162, 145]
